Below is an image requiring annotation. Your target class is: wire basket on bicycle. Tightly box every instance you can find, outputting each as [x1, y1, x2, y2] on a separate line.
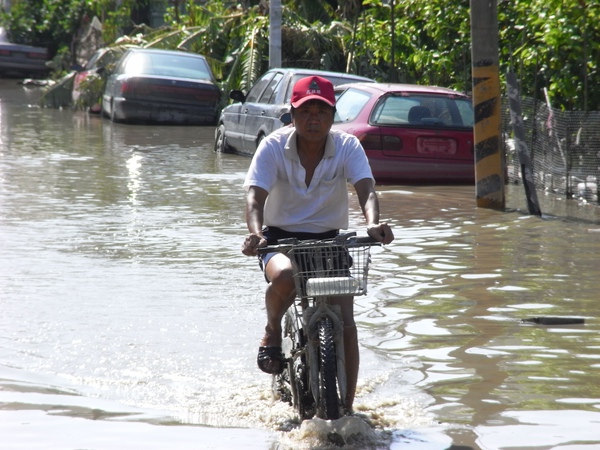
[289, 241, 372, 298]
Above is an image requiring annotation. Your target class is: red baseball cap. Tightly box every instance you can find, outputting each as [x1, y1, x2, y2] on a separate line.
[291, 76, 336, 108]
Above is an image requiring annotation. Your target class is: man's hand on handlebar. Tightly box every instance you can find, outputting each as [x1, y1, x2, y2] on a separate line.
[367, 223, 394, 245]
[242, 233, 267, 256]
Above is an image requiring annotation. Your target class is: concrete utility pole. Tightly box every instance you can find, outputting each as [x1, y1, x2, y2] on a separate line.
[269, 0, 282, 68]
[470, 0, 505, 209]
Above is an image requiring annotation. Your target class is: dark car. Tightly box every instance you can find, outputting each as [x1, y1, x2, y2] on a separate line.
[214, 68, 373, 155]
[0, 27, 49, 77]
[101, 48, 221, 125]
[332, 83, 475, 184]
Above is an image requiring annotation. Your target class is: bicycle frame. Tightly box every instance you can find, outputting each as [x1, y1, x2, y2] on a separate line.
[259, 233, 379, 420]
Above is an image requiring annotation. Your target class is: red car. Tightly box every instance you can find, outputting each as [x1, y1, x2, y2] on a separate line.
[332, 83, 475, 184]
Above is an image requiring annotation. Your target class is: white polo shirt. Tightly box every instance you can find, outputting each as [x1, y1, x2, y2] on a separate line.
[244, 126, 374, 233]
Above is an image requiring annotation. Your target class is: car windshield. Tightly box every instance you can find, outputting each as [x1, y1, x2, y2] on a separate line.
[123, 52, 212, 80]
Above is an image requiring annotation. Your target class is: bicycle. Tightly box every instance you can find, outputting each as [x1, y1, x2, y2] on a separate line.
[258, 232, 379, 420]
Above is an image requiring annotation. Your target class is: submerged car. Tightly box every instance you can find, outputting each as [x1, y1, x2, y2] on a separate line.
[101, 48, 221, 125]
[332, 83, 475, 184]
[0, 27, 49, 77]
[73, 47, 126, 113]
[215, 68, 373, 155]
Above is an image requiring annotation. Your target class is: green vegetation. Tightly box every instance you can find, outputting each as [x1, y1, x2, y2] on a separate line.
[1, 0, 597, 111]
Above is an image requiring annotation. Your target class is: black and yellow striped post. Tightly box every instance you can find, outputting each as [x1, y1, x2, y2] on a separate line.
[470, 0, 505, 209]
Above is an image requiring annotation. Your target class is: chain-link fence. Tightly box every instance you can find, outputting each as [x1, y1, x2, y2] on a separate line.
[502, 97, 600, 221]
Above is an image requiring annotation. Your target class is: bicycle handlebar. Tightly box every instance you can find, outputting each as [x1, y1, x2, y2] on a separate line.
[256, 232, 380, 254]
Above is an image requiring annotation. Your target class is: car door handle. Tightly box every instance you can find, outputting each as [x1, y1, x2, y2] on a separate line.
[244, 109, 249, 114]
[261, 111, 266, 116]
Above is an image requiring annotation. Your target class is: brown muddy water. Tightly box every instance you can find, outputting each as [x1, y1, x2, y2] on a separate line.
[1, 79, 599, 450]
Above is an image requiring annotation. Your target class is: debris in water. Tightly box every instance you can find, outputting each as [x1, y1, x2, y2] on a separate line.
[521, 317, 585, 325]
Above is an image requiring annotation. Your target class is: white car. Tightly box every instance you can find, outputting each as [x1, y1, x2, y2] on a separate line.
[214, 68, 374, 155]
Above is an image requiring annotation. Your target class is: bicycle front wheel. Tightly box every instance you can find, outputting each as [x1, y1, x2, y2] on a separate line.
[317, 316, 341, 420]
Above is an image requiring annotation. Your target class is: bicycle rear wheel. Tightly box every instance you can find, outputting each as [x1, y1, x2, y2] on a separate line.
[317, 316, 341, 420]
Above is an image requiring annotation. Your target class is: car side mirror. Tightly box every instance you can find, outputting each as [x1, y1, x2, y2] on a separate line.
[95, 67, 106, 75]
[280, 112, 292, 125]
[229, 90, 246, 103]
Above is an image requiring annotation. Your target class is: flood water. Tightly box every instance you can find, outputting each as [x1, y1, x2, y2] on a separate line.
[1, 78, 599, 450]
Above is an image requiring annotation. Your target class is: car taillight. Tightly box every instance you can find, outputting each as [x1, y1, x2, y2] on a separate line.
[27, 52, 47, 59]
[0, 49, 11, 56]
[194, 89, 221, 102]
[358, 133, 403, 151]
[358, 133, 382, 150]
[382, 135, 402, 151]
[121, 82, 160, 96]
[120, 81, 134, 95]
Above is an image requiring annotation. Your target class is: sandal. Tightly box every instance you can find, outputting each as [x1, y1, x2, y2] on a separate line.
[257, 346, 285, 374]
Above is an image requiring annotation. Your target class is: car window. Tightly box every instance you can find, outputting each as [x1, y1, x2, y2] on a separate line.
[246, 73, 276, 103]
[334, 88, 371, 123]
[371, 94, 473, 128]
[84, 51, 103, 70]
[123, 53, 153, 75]
[86, 49, 122, 70]
[285, 74, 310, 103]
[123, 52, 212, 80]
[455, 99, 474, 127]
[257, 72, 284, 104]
[152, 54, 211, 80]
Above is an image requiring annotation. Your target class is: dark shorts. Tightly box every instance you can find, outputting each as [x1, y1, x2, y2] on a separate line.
[258, 226, 339, 281]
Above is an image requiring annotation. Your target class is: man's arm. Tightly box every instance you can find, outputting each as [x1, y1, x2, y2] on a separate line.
[241, 185, 269, 255]
[354, 178, 394, 244]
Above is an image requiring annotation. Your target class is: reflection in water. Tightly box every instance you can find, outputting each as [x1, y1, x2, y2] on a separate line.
[126, 153, 142, 205]
[445, 215, 513, 431]
[355, 186, 600, 448]
[1, 80, 599, 450]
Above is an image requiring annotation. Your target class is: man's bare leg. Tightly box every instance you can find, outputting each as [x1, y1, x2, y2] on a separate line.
[343, 323, 359, 409]
[258, 254, 296, 373]
[331, 296, 359, 410]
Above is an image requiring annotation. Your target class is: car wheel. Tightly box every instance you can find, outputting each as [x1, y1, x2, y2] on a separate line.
[255, 134, 265, 152]
[214, 124, 231, 153]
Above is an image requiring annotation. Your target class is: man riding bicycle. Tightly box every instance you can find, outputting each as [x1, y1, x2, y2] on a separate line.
[241, 75, 394, 410]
